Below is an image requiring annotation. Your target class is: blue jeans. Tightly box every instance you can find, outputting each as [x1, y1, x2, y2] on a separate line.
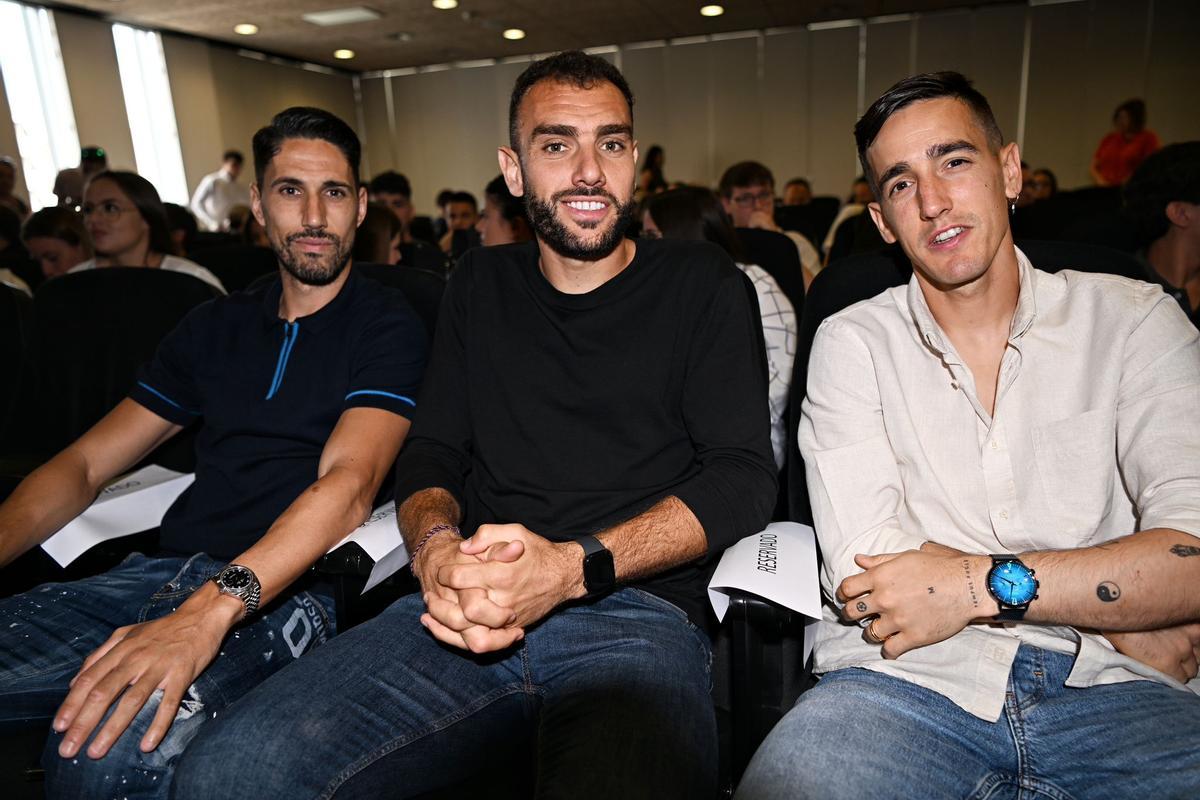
[736, 645, 1200, 799]
[172, 587, 716, 800]
[0, 552, 335, 800]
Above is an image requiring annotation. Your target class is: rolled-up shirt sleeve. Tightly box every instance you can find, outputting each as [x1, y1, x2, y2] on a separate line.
[799, 316, 927, 598]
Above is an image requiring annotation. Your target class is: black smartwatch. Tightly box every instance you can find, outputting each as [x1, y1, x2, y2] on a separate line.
[579, 535, 616, 599]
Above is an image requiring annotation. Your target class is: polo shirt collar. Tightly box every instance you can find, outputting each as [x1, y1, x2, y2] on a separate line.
[260, 263, 360, 333]
[905, 245, 1039, 358]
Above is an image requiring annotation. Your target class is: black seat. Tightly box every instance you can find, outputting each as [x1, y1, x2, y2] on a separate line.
[353, 262, 447, 339]
[187, 244, 278, 292]
[735, 227, 806, 312]
[775, 196, 840, 257]
[0, 283, 34, 453]
[399, 240, 452, 278]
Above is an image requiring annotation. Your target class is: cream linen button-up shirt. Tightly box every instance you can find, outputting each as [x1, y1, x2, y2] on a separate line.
[799, 246, 1200, 721]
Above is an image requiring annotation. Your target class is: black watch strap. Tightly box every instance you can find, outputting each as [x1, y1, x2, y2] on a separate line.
[579, 535, 616, 598]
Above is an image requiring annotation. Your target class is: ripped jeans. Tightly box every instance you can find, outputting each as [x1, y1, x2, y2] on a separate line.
[0, 552, 335, 800]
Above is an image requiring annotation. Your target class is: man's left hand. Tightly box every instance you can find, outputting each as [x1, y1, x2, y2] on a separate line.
[52, 589, 239, 759]
[837, 543, 997, 659]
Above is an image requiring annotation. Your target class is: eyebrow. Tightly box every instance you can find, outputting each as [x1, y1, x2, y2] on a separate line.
[269, 176, 354, 191]
[876, 140, 980, 188]
[529, 123, 633, 141]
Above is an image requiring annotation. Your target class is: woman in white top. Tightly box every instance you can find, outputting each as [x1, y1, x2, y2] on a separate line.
[72, 170, 225, 293]
[643, 187, 797, 470]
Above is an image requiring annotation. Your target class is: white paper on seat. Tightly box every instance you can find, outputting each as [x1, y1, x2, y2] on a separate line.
[41, 465, 195, 567]
[707, 521, 822, 624]
[326, 501, 411, 594]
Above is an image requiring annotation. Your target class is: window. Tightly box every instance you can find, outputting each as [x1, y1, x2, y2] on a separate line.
[0, 1, 81, 210]
[112, 24, 188, 204]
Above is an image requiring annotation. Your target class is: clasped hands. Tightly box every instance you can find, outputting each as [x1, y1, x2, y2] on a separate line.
[414, 523, 582, 654]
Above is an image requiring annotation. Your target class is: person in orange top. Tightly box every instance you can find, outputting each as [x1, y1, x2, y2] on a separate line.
[1091, 98, 1160, 186]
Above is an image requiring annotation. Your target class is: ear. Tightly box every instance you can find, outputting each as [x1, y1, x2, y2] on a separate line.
[498, 147, 524, 198]
[1165, 200, 1194, 229]
[999, 141, 1022, 202]
[356, 185, 369, 228]
[631, 140, 639, 170]
[250, 182, 266, 227]
[867, 202, 898, 244]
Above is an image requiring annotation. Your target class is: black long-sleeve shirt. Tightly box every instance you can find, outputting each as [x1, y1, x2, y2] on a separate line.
[394, 238, 777, 625]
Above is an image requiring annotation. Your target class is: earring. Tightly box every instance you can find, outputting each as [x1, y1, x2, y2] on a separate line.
[1007, 197, 1017, 215]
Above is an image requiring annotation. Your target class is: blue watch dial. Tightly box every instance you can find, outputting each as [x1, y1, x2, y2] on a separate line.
[988, 561, 1037, 606]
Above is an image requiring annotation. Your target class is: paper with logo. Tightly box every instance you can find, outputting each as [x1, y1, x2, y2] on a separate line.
[41, 465, 195, 567]
[327, 501, 410, 594]
[707, 521, 822, 623]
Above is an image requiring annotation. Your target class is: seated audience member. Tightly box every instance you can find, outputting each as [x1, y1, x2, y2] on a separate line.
[54, 146, 107, 209]
[432, 187, 455, 239]
[0, 204, 32, 294]
[353, 201, 404, 265]
[643, 186, 795, 469]
[0, 106, 427, 799]
[235, 205, 271, 248]
[189, 150, 250, 232]
[476, 173, 533, 246]
[21, 205, 93, 279]
[368, 170, 416, 242]
[174, 51, 776, 800]
[1015, 160, 1036, 208]
[72, 171, 226, 293]
[1029, 167, 1057, 202]
[0, 155, 30, 219]
[637, 144, 667, 198]
[719, 160, 820, 286]
[1092, 98, 1160, 187]
[1124, 141, 1200, 328]
[821, 175, 874, 256]
[782, 177, 812, 206]
[163, 202, 199, 255]
[736, 71, 1200, 799]
[437, 190, 480, 255]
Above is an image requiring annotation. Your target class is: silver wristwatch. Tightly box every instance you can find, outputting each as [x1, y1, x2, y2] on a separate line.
[211, 564, 261, 619]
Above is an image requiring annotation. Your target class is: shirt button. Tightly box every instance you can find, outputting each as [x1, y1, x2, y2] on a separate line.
[990, 440, 999, 450]
[999, 509, 1009, 520]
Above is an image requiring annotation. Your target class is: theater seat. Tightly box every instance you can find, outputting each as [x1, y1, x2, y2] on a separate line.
[187, 243, 278, 292]
[736, 227, 806, 312]
[0, 283, 33, 451]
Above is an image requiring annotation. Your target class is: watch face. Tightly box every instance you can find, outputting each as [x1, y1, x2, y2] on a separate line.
[221, 567, 252, 590]
[988, 561, 1037, 606]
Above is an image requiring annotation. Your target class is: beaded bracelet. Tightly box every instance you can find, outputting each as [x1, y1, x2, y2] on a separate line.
[409, 523, 460, 569]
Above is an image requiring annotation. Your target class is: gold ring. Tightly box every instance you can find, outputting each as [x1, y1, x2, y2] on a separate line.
[864, 618, 886, 644]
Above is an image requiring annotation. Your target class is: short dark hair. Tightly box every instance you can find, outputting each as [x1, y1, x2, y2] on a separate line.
[855, 71, 1003, 195]
[22, 206, 91, 254]
[645, 186, 745, 262]
[484, 174, 529, 227]
[86, 170, 175, 257]
[435, 189, 455, 208]
[163, 202, 198, 253]
[784, 177, 810, 191]
[718, 161, 775, 198]
[223, 149, 244, 165]
[252, 107, 361, 187]
[1124, 141, 1200, 243]
[508, 50, 634, 152]
[1114, 98, 1147, 132]
[369, 171, 412, 199]
[449, 191, 477, 212]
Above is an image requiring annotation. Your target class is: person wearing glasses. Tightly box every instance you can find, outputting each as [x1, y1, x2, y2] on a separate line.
[71, 170, 225, 293]
[718, 160, 820, 288]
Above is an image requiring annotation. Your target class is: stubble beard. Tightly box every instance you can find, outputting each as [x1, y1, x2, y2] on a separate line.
[272, 226, 353, 286]
[521, 166, 638, 261]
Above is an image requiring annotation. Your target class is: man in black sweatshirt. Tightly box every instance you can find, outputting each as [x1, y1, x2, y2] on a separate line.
[174, 51, 777, 800]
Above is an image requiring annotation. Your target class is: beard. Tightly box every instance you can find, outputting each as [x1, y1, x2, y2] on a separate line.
[274, 227, 353, 286]
[522, 170, 638, 261]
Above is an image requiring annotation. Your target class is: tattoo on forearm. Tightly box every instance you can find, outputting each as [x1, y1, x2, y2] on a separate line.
[963, 559, 980, 608]
[1096, 581, 1121, 602]
[1170, 544, 1200, 558]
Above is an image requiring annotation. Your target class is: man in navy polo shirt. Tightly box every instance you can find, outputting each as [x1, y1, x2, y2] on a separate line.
[0, 106, 426, 798]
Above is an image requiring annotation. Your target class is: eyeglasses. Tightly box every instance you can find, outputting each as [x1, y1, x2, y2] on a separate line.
[730, 189, 774, 208]
[82, 200, 137, 221]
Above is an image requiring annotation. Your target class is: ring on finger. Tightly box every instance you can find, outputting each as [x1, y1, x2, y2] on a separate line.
[865, 618, 887, 644]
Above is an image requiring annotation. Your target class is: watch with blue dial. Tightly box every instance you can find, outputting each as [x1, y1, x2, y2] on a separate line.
[985, 555, 1039, 621]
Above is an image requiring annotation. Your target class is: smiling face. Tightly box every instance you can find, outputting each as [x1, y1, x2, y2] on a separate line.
[865, 97, 1022, 293]
[83, 177, 150, 263]
[252, 137, 367, 286]
[499, 79, 638, 262]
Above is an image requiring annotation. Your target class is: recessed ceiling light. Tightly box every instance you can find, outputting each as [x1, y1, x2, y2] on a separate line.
[333, 49, 356, 59]
[432, 0, 458, 9]
[233, 23, 259, 35]
[503, 28, 526, 41]
[302, 7, 381, 27]
[700, 4, 725, 16]
[388, 31, 413, 42]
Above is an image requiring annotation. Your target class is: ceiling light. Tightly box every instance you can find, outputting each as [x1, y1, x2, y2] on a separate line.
[302, 7, 382, 26]
[333, 49, 356, 59]
[700, 4, 725, 16]
[432, 0, 459, 9]
[503, 28, 526, 41]
[233, 23, 259, 35]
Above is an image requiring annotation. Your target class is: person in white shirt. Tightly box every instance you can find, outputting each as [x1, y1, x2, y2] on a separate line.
[737, 71, 1200, 799]
[76, 170, 225, 293]
[719, 161, 821, 289]
[189, 150, 250, 232]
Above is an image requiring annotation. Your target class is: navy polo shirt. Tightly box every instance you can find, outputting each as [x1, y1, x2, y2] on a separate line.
[129, 267, 427, 560]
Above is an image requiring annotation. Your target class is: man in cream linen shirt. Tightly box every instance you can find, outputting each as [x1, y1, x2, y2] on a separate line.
[737, 72, 1200, 799]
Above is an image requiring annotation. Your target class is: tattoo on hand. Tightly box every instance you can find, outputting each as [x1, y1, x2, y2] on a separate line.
[963, 559, 980, 608]
[928, 586, 935, 594]
[1170, 544, 1200, 558]
[856, 601, 867, 613]
[1096, 581, 1121, 602]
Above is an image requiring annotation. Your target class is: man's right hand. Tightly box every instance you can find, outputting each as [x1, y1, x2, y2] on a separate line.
[1103, 624, 1200, 683]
